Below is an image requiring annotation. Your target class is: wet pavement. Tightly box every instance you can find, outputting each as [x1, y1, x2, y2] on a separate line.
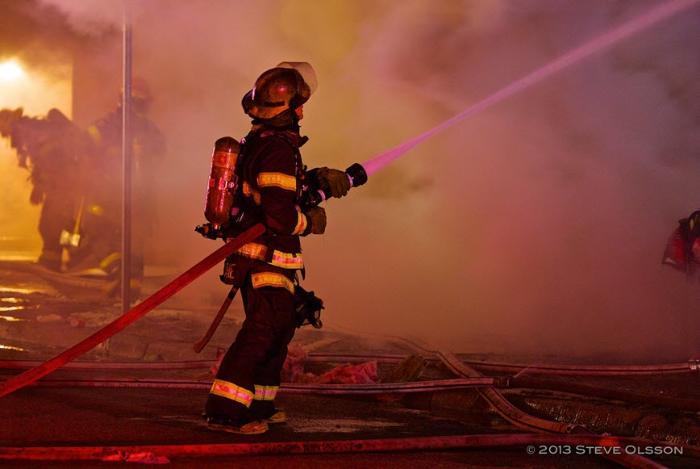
[0, 386, 612, 468]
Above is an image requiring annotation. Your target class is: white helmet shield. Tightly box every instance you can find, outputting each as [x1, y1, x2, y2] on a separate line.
[277, 61, 318, 95]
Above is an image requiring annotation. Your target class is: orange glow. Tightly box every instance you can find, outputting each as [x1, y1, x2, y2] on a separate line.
[0, 344, 25, 352]
[0, 287, 43, 294]
[0, 298, 21, 303]
[0, 60, 72, 260]
[0, 315, 23, 322]
[0, 59, 25, 82]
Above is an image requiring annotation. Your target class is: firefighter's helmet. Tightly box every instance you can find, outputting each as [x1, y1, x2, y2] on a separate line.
[242, 62, 317, 120]
[131, 77, 152, 103]
[118, 77, 153, 114]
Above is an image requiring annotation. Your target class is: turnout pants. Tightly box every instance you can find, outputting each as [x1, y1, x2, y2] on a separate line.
[37, 191, 75, 265]
[205, 264, 297, 420]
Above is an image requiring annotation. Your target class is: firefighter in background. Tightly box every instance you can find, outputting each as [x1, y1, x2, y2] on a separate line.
[0, 79, 164, 282]
[203, 62, 350, 434]
[0, 107, 92, 270]
[663, 210, 700, 276]
[82, 78, 165, 290]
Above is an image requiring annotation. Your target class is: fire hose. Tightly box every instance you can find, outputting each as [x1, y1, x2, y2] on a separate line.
[2, 354, 698, 375]
[0, 224, 265, 399]
[396, 338, 664, 469]
[192, 285, 238, 353]
[3, 354, 699, 413]
[22, 377, 498, 394]
[463, 359, 700, 376]
[508, 375, 700, 413]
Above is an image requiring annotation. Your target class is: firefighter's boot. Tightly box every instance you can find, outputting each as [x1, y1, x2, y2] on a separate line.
[204, 414, 268, 435]
[251, 400, 287, 424]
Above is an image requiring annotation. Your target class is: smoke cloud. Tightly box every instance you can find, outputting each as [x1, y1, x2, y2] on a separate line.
[16, 0, 700, 359]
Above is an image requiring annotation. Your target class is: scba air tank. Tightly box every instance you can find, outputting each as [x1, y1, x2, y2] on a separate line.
[204, 136, 240, 229]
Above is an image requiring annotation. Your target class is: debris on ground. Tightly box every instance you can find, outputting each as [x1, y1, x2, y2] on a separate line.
[282, 343, 378, 384]
[387, 355, 426, 382]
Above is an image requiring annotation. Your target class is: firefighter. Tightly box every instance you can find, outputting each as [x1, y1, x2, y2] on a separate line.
[203, 62, 350, 434]
[81, 78, 165, 288]
[663, 210, 700, 275]
[0, 108, 91, 270]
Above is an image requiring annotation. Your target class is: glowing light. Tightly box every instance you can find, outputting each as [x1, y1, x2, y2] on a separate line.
[0, 287, 39, 294]
[0, 344, 26, 352]
[0, 298, 23, 304]
[0, 306, 24, 312]
[0, 315, 22, 322]
[0, 60, 25, 82]
[361, 0, 699, 176]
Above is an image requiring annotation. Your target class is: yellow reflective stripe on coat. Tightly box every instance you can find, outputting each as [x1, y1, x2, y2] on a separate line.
[251, 272, 295, 293]
[292, 209, 307, 235]
[269, 250, 304, 269]
[253, 384, 279, 401]
[237, 242, 267, 260]
[257, 172, 297, 191]
[209, 379, 254, 407]
[236, 243, 304, 270]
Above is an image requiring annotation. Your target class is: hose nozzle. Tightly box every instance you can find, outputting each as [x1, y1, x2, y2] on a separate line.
[303, 163, 368, 208]
[345, 162, 368, 187]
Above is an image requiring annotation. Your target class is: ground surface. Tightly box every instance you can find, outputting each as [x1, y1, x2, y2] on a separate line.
[0, 386, 611, 468]
[1, 260, 700, 467]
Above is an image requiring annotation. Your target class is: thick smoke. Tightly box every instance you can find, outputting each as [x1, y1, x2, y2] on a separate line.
[30, 0, 700, 359]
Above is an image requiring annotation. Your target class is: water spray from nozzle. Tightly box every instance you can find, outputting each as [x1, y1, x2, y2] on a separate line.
[360, 0, 699, 177]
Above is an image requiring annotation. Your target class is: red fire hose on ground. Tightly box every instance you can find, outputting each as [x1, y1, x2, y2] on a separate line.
[2, 353, 698, 376]
[0, 224, 265, 399]
[25, 377, 497, 394]
[463, 359, 700, 377]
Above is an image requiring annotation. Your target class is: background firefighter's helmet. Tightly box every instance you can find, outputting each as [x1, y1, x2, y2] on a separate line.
[242, 62, 317, 120]
[120, 77, 153, 113]
[131, 77, 153, 103]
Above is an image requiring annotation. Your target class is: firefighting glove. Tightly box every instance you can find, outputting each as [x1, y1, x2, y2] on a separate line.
[305, 206, 327, 235]
[316, 167, 351, 198]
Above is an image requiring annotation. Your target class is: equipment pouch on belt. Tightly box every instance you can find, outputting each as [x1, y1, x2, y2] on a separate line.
[293, 285, 324, 328]
[220, 255, 251, 286]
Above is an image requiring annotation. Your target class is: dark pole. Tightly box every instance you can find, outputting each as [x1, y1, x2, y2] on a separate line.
[121, 9, 133, 312]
